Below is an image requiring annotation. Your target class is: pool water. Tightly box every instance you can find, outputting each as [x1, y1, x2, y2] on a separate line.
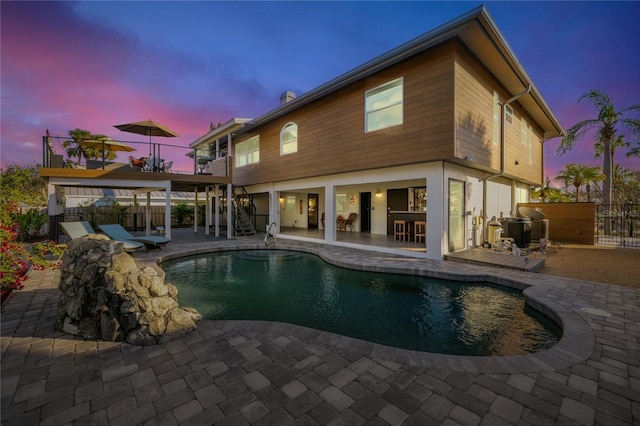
[162, 250, 561, 356]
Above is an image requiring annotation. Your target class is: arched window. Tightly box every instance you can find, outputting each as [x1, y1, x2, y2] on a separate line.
[280, 122, 298, 155]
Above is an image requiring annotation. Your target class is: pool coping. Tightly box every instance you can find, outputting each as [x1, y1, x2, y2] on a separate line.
[140, 238, 596, 375]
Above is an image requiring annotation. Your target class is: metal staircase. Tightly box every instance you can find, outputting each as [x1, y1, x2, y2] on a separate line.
[231, 187, 258, 236]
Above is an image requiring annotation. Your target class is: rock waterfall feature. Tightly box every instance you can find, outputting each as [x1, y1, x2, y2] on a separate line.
[56, 235, 201, 345]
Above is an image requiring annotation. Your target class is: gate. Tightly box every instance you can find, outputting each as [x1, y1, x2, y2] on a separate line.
[595, 203, 640, 247]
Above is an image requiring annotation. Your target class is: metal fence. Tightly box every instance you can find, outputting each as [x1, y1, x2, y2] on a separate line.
[595, 203, 640, 247]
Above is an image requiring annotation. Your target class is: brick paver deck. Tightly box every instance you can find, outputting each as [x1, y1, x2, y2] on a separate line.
[2, 235, 638, 425]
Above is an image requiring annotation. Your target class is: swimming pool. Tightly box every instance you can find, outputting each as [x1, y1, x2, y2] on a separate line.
[162, 250, 561, 356]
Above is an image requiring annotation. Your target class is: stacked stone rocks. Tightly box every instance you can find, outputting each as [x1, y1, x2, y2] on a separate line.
[56, 234, 201, 345]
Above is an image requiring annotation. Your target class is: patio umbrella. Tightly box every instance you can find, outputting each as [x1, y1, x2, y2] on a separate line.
[79, 137, 136, 169]
[114, 119, 179, 158]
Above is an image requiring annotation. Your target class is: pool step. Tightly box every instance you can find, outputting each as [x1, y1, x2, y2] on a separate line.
[445, 248, 545, 272]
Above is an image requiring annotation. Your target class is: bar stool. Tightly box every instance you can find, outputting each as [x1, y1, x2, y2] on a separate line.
[414, 221, 426, 244]
[394, 220, 410, 241]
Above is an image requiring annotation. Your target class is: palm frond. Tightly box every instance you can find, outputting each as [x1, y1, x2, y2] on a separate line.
[557, 119, 601, 155]
[578, 89, 611, 111]
[620, 117, 640, 137]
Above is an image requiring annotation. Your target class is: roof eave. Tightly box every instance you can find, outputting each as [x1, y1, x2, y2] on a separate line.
[188, 118, 252, 149]
[235, 5, 564, 139]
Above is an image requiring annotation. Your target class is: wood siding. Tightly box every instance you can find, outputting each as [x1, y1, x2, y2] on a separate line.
[233, 39, 545, 187]
[454, 46, 498, 170]
[517, 202, 595, 245]
[454, 46, 544, 186]
[233, 42, 458, 187]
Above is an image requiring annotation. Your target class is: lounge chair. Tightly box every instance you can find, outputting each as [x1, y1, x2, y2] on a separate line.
[60, 221, 144, 253]
[98, 224, 171, 252]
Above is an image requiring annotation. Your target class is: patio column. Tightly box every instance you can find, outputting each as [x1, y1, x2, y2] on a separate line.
[324, 184, 336, 242]
[133, 194, 138, 231]
[227, 183, 233, 239]
[145, 193, 151, 236]
[270, 189, 279, 233]
[205, 186, 211, 236]
[194, 188, 199, 233]
[164, 187, 171, 239]
[214, 185, 220, 237]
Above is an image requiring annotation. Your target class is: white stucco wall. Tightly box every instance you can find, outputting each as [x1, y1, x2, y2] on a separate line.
[244, 161, 531, 260]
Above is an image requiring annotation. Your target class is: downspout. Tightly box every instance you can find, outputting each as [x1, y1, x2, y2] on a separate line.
[482, 84, 531, 242]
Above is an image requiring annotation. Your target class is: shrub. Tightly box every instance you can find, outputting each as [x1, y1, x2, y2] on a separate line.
[11, 208, 48, 242]
[172, 203, 193, 226]
[0, 202, 62, 298]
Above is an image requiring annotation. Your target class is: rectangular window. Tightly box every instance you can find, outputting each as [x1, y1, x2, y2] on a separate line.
[365, 77, 403, 132]
[336, 193, 347, 213]
[505, 104, 513, 125]
[235, 135, 260, 168]
[235, 142, 247, 167]
[285, 195, 297, 212]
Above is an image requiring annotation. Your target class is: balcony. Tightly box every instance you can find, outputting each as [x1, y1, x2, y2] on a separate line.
[40, 137, 232, 192]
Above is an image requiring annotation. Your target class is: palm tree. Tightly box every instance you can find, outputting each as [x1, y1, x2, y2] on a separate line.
[556, 164, 586, 201]
[62, 128, 91, 165]
[62, 128, 115, 166]
[532, 177, 576, 203]
[531, 177, 551, 203]
[582, 165, 605, 202]
[555, 163, 602, 202]
[557, 90, 640, 206]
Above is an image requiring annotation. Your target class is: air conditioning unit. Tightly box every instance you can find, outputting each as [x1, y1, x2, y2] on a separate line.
[518, 206, 548, 243]
[499, 218, 532, 248]
[531, 219, 549, 242]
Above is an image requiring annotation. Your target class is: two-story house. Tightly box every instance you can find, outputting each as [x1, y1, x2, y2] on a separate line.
[190, 5, 564, 260]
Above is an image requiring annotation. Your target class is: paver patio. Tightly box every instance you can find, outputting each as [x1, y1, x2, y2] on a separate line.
[1, 235, 638, 425]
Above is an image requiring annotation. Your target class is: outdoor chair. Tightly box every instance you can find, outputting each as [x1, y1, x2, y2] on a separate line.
[345, 213, 357, 231]
[161, 160, 173, 173]
[128, 156, 144, 171]
[60, 221, 144, 253]
[98, 224, 171, 252]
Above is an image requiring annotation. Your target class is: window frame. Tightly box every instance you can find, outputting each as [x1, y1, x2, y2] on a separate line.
[234, 135, 260, 168]
[364, 77, 404, 133]
[280, 122, 298, 155]
[505, 104, 514, 125]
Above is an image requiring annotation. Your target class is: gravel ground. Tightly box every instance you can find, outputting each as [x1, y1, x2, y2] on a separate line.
[538, 243, 640, 288]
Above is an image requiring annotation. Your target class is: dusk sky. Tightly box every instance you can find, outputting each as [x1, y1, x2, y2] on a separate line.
[2, 1, 639, 184]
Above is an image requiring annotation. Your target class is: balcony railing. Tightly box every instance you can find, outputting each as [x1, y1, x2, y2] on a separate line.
[42, 135, 230, 178]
